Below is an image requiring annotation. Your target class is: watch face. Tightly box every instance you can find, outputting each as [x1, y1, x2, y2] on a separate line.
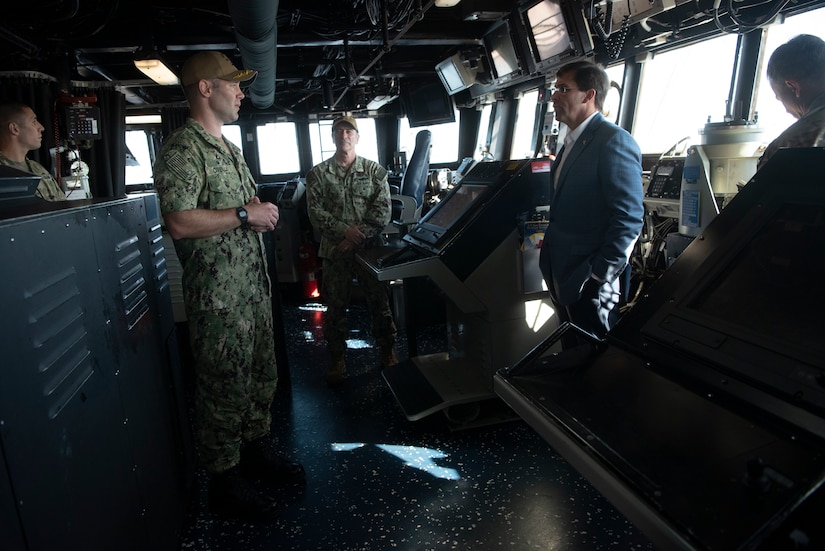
[237, 207, 248, 224]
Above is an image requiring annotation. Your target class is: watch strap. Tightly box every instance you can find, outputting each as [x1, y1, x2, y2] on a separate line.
[236, 206, 249, 228]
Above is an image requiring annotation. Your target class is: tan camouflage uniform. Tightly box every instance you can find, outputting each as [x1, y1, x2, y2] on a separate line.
[306, 155, 397, 358]
[154, 117, 277, 474]
[0, 152, 67, 200]
[758, 93, 825, 170]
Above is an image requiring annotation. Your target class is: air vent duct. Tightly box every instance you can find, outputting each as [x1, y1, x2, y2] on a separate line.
[228, 0, 279, 109]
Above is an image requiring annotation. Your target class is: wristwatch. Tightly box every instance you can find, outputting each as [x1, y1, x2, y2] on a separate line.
[236, 206, 249, 228]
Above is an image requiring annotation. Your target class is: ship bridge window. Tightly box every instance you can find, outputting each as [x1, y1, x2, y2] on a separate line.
[309, 118, 379, 167]
[633, 33, 739, 154]
[223, 124, 242, 150]
[125, 130, 155, 186]
[257, 122, 301, 175]
[475, 103, 493, 160]
[511, 88, 540, 159]
[603, 64, 625, 125]
[400, 115, 459, 164]
[124, 114, 162, 187]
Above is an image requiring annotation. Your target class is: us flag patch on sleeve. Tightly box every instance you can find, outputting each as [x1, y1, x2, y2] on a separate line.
[165, 151, 193, 181]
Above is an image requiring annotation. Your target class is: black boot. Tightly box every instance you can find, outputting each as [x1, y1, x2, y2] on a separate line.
[241, 438, 306, 486]
[208, 466, 282, 521]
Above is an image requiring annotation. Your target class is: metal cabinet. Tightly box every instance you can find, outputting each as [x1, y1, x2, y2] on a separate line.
[0, 195, 192, 551]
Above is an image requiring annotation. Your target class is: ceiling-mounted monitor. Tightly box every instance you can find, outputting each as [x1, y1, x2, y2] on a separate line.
[435, 53, 477, 95]
[520, 0, 593, 74]
[482, 17, 524, 86]
[401, 76, 456, 128]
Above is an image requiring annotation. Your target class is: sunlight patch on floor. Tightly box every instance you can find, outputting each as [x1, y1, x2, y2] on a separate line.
[331, 442, 461, 480]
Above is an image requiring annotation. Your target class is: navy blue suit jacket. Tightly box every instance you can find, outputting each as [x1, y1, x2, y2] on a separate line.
[539, 113, 644, 306]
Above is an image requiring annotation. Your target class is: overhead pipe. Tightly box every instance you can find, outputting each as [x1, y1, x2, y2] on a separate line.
[228, 0, 279, 109]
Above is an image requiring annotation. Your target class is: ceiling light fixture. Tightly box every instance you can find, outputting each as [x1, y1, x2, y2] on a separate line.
[134, 54, 179, 86]
[434, 0, 461, 6]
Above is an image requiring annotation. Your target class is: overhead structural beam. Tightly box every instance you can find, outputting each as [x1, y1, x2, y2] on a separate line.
[332, 0, 435, 110]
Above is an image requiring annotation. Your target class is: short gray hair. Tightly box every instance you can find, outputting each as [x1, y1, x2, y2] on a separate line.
[767, 34, 825, 85]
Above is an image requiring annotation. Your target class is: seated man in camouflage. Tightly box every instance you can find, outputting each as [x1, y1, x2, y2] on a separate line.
[0, 102, 66, 201]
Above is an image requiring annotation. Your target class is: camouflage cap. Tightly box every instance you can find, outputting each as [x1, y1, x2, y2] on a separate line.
[180, 51, 257, 87]
[332, 115, 358, 132]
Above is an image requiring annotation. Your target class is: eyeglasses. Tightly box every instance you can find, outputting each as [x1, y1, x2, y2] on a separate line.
[551, 85, 578, 94]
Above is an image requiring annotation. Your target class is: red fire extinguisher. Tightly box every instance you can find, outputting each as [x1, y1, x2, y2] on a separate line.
[297, 238, 320, 299]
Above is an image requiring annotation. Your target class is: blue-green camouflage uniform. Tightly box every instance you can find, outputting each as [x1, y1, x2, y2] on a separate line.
[0, 152, 67, 201]
[153, 118, 277, 474]
[306, 155, 397, 358]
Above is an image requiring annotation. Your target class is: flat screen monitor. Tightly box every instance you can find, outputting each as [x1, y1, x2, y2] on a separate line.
[401, 76, 456, 127]
[436, 53, 476, 95]
[642, 200, 825, 411]
[407, 183, 488, 248]
[0, 164, 43, 209]
[685, 202, 823, 356]
[521, 0, 593, 73]
[424, 184, 486, 229]
[482, 18, 523, 85]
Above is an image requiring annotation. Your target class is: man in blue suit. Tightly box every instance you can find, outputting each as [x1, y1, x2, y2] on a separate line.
[539, 60, 644, 340]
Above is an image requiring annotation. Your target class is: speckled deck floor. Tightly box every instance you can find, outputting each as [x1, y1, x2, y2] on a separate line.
[176, 288, 658, 551]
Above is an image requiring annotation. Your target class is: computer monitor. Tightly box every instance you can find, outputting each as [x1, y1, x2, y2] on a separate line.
[435, 53, 477, 95]
[482, 18, 524, 86]
[520, 0, 594, 74]
[678, 202, 822, 358]
[401, 76, 456, 127]
[422, 183, 487, 231]
[636, 148, 825, 414]
[0, 165, 43, 209]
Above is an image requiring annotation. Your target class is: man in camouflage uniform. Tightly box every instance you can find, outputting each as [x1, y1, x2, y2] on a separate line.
[758, 34, 825, 170]
[0, 102, 66, 201]
[153, 51, 304, 522]
[306, 115, 398, 385]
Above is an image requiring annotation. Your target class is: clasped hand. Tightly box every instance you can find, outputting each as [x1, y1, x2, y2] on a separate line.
[336, 225, 366, 252]
[245, 196, 279, 232]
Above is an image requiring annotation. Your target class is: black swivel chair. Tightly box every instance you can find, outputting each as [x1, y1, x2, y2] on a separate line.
[389, 129, 431, 233]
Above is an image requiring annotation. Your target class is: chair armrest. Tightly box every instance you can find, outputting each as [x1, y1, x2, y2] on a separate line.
[391, 194, 418, 224]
